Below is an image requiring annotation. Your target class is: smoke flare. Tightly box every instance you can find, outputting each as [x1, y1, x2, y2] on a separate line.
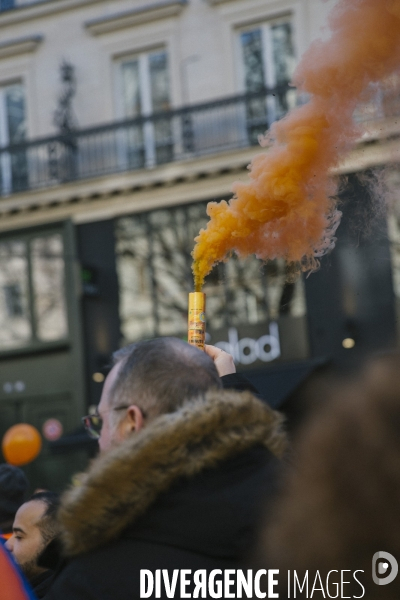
[192, 0, 400, 291]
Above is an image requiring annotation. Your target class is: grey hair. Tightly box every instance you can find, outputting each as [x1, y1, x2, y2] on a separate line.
[109, 337, 222, 422]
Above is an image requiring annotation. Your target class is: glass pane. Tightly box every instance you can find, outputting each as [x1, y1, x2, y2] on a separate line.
[271, 23, 295, 84]
[121, 60, 142, 118]
[154, 117, 173, 165]
[0, 240, 31, 348]
[271, 22, 296, 116]
[116, 206, 215, 342]
[5, 84, 28, 192]
[121, 61, 145, 168]
[149, 52, 170, 112]
[124, 124, 145, 169]
[150, 208, 194, 337]
[31, 234, 68, 341]
[240, 29, 265, 92]
[149, 52, 172, 164]
[6, 84, 26, 143]
[115, 216, 156, 342]
[240, 29, 268, 144]
[224, 256, 268, 326]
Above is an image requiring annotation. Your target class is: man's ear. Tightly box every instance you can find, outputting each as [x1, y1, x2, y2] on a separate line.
[124, 405, 144, 434]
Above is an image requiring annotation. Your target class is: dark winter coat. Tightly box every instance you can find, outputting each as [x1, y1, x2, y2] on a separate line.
[31, 570, 56, 599]
[45, 389, 286, 600]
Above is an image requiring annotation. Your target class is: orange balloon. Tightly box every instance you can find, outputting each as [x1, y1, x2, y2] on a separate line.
[2, 424, 42, 466]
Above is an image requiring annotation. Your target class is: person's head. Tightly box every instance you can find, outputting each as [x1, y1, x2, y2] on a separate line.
[6, 491, 60, 581]
[95, 337, 221, 452]
[258, 353, 400, 598]
[0, 465, 28, 532]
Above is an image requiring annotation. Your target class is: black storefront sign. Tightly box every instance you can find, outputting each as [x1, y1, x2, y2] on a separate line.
[206, 316, 309, 371]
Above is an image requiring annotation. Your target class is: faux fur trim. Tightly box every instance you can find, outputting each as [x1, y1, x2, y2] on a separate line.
[59, 389, 286, 557]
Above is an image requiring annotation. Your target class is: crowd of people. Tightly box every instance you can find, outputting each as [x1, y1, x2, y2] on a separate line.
[1, 338, 399, 599]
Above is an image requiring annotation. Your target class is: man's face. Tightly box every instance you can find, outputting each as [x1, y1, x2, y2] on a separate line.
[98, 361, 126, 453]
[5, 501, 47, 581]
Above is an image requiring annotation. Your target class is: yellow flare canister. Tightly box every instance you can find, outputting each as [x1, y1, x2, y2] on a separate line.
[188, 292, 206, 351]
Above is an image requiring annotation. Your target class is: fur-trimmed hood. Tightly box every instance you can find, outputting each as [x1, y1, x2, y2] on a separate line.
[59, 389, 286, 558]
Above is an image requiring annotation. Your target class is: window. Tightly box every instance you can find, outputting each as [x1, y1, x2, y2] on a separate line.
[0, 240, 31, 347]
[0, 230, 68, 351]
[0, 83, 28, 194]
[238, 18, 296, 143]
[118, 49, 172, 168]
[115, 202, 307, 367]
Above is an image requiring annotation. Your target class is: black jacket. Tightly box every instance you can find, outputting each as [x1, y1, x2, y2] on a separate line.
[31, 570, 56, 599]
[45, 389, 286, 600]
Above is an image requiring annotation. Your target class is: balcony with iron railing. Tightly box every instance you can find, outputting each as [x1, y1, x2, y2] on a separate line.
[0, 82, 398, 198]
[0, 86, 294, 196]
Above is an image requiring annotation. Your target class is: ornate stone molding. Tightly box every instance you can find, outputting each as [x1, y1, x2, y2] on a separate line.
[0, 131, 396, 231]
[0, 35, 42, 59]
[85, 0, 187, 36]
[0, 146, 252, 230]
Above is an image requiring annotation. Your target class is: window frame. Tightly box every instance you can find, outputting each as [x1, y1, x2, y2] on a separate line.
[236, 14, 296, 94]
[115, 47, 171, 118]
[115, 200, 307, 347]
[114, 47, 173, 168]
[233, 14, 297, 140]
[0, 223, 71, 358]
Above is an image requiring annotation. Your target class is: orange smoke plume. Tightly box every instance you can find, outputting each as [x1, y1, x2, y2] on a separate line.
[192, 0, 400, 291]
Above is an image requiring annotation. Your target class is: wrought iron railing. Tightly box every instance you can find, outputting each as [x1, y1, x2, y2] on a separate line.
[0, 86, 292, 196]
[1, 81, 395, 197]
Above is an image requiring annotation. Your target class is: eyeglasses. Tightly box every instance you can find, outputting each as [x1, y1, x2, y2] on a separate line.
[81, 405, 130, 439]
